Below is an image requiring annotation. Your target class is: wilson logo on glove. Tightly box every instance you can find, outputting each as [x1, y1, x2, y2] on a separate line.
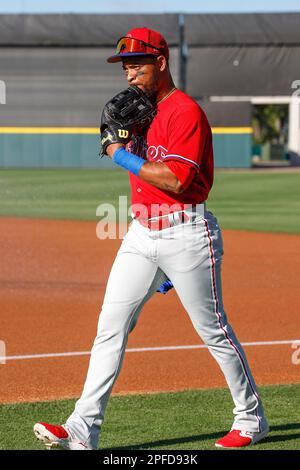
[118, 129, 129, 138]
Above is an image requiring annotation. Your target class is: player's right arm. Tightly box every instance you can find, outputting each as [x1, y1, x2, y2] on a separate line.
[106, 142, 187, 194]
[106, 104, 205, 193]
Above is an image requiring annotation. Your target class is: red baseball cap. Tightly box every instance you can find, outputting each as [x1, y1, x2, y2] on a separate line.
[107, 27, 169, 63]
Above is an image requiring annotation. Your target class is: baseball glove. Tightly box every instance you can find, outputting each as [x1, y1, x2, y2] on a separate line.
[100, 85, 157, 157]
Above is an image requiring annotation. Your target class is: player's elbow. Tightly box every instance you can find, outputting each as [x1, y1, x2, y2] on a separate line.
[161, 174, 185, 193]
[172, 179, 185, 194]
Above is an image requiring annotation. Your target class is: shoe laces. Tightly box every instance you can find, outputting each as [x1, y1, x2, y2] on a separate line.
[239, 430, 254, 438]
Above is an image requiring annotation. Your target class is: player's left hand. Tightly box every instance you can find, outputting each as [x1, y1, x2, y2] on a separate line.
[100, 125, 130, 157]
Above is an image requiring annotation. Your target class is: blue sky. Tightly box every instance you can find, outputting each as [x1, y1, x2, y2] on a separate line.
[1, 0, 300, 13]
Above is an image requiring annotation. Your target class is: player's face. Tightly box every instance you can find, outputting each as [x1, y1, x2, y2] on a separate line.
[122, 56, 161, 98]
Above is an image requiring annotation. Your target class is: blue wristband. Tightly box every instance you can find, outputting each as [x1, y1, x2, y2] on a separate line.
[112, 147, 146, 176]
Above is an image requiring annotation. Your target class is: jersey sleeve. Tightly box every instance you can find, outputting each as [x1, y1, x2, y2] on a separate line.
[165, 160, 196, 190]
[163, 105, 210, 173]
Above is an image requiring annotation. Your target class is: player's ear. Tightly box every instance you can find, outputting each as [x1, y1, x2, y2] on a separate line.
[156, 55, 168, 72]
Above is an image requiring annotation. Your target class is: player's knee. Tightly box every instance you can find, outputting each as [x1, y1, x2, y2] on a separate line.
[95, 305, 137, 339]
[196, 326, 229, 347]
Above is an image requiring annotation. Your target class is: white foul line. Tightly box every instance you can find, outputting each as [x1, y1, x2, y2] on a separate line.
[0, 339, 299, 362]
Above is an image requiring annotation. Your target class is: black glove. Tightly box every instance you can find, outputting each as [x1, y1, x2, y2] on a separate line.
[100, 85, 157, 157]
[100, 124, 132, 156]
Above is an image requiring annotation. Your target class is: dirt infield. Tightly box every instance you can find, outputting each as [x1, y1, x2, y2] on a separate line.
[0, 218, 299, 404]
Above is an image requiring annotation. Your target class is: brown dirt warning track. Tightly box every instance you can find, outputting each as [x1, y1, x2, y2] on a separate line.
[0, 217, 299, 404]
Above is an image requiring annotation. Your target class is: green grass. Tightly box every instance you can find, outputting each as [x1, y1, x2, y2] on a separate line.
[209, 171, 300, 234]
[0, 169, 299, 233]
[0, 169, 130, 221]
[0, 384, 299, 450]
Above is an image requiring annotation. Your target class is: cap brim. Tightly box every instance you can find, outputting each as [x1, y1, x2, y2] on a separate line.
[107, 52, 157, 63]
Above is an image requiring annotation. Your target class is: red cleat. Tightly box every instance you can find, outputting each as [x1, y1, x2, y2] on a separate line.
[215, 427, 269, 448]
[33, 422, 95, 450]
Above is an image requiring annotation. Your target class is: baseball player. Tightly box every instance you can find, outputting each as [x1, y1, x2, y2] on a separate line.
[33, 28, 269, 450]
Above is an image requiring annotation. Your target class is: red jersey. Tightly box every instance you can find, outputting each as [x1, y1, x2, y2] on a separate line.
[127, 89, 214, 218]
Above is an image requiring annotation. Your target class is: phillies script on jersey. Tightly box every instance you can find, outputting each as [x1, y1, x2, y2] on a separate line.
[127, 89, 214, 218]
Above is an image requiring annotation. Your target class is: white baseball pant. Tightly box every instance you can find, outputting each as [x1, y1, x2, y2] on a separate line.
[66, 208, 267, 447]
